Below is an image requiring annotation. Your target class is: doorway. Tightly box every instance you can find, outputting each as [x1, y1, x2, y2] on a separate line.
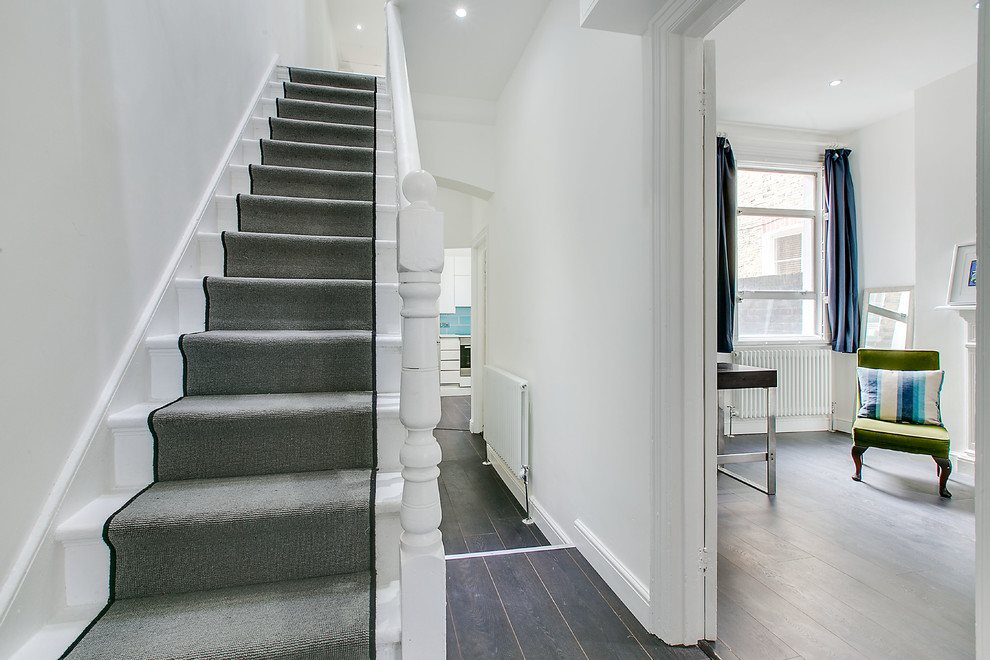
[697, 3, 983, 657]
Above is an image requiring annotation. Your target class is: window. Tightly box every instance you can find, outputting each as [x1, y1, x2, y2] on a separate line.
[735, 168, 822, 342]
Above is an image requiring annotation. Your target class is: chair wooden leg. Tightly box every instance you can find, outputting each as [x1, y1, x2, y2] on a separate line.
[851, 445, 866, 482]
[934, 456, 952, 498]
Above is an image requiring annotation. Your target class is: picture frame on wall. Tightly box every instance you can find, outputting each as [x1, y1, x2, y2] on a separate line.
[946, 241, 977, 306]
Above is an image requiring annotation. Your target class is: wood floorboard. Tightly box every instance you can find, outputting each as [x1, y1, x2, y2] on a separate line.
[437, 394, 471, 430]
[526, 549, 651, 659]
[446, 557, 524, 659]
[719, 554, 867, 659]
[715, 586, 797, 660]
[491, 515, 541, 550]
[718, 430, 976, 660]
[446, 603, 461, 660]
[437, 395, 551, 556]
[447, 549, 706, 660]
[484, 554, 588, 658]
[563, 549, 704, 660]
[719, 532, 938, 660]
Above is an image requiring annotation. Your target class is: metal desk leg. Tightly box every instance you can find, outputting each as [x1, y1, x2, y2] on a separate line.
[767, 386, 776, 496]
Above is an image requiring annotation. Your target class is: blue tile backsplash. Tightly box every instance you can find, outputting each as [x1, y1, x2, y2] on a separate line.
[440, 306, 471, 335]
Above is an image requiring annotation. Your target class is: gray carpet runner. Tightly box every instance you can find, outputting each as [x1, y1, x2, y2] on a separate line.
[65, 67, 379, 659]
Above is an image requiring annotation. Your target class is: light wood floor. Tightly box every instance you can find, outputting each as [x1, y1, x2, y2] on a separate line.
[715, 430, 976, 660]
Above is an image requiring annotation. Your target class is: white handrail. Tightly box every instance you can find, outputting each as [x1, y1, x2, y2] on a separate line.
[384, 2, 447, 658]
[385, 0, 422, 205]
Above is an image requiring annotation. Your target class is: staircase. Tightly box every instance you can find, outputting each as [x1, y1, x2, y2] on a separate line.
[6, 66, 406, 659]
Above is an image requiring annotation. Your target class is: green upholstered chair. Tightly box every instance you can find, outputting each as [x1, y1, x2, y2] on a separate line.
[851, 349, 952, 498]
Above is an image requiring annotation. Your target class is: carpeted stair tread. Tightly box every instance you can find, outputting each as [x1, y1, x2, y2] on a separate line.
[269, 117, 374, 148]
[108, 469, 372, 598]
[260, 139, 373, 172]
[283, 81, 375, 107]
[276, 98, 375, 126]
[152, 392, 374, 481]
[223, 232, 373, 279]
[66, 572, 371, 659]
[205, 276, 372, 331]
[288, 67, 377, 91]
[249, 163, 373, 201]
[236, 194, 373, 237]
[182, 329, 373, 396]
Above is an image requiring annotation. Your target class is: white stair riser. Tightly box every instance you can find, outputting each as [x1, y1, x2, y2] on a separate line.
[63, 541, 109, 608]
[377, 204, 397, 241]
[377, 240, 397, 284]
[376, 394, 403, 473]
[376, 512, 400, 585]
[148, 339, 183, 402]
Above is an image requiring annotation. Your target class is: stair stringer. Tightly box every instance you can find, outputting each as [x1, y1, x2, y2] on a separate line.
[5, 63, 406, 659]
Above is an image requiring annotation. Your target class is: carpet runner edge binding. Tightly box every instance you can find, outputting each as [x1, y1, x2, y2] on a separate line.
[63, 67, 379, 659]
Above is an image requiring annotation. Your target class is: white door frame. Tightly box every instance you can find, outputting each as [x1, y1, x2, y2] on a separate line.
[975, 5, 989, 658]
[645, 0, 746, 645]
[470, 228, 488, 435]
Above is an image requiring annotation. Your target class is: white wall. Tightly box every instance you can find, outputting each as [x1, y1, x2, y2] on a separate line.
[489, 0, 653, 606]
[436, 187, 476, 248]
[0, 0, 338, 645]
[414, 92, 497, 195]
[834, 66, 976, 451]
[832, 108, 918, 429]
[914, 65, 978, 457]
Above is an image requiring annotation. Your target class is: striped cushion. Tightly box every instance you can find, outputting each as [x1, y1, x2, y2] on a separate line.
[856, 367, 944, 426]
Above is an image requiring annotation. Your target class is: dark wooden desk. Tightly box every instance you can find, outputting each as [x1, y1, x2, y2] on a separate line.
[717, 363, 777, 495]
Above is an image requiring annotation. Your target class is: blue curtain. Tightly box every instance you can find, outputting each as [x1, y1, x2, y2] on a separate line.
[717, 137, 737, 353]
[824, 149, 860, 353]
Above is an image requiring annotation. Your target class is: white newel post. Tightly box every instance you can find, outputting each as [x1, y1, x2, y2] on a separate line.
[397, 170, 446, 658]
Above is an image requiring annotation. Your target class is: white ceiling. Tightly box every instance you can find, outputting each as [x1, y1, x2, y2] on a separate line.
[327, 0, 387, 75]
[394, 0, 551, 100]
[331, 0, 979, 131]
[328, 0, 550, 100]
[707, 0, 980, 133]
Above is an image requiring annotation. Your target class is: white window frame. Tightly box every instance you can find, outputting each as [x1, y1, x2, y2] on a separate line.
[734, 163, 825, 346]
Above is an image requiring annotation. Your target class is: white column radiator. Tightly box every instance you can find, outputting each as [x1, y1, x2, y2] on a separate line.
[731, 346, 831, 421]
[482, 365, 530, 479]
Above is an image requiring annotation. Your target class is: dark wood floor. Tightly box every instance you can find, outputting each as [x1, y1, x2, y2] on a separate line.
[447, 548, 707, 660]
[716, 430, 976, 660]
[437, 419, 550, 555]
[437, 394, 471, 431]
[439, 396, 705, 659]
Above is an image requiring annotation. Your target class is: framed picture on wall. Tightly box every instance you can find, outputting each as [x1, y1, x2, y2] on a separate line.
[946, 241, 977, 306]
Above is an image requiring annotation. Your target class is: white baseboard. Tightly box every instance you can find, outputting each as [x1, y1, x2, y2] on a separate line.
[953, 450, 975, 477]
[487, 447, 525, 507]
[729, 415, 831, 435]
[528, 497, 571, 547]
[833, 416, 853, 435]
[572, 519, 651, 629]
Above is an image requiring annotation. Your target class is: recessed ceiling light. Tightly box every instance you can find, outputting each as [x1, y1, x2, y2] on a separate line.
[828, 79, 843, 87]
[356, 24, 363, 30]
[975, 2, 981, 8]
[455, 7, 467, 18]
